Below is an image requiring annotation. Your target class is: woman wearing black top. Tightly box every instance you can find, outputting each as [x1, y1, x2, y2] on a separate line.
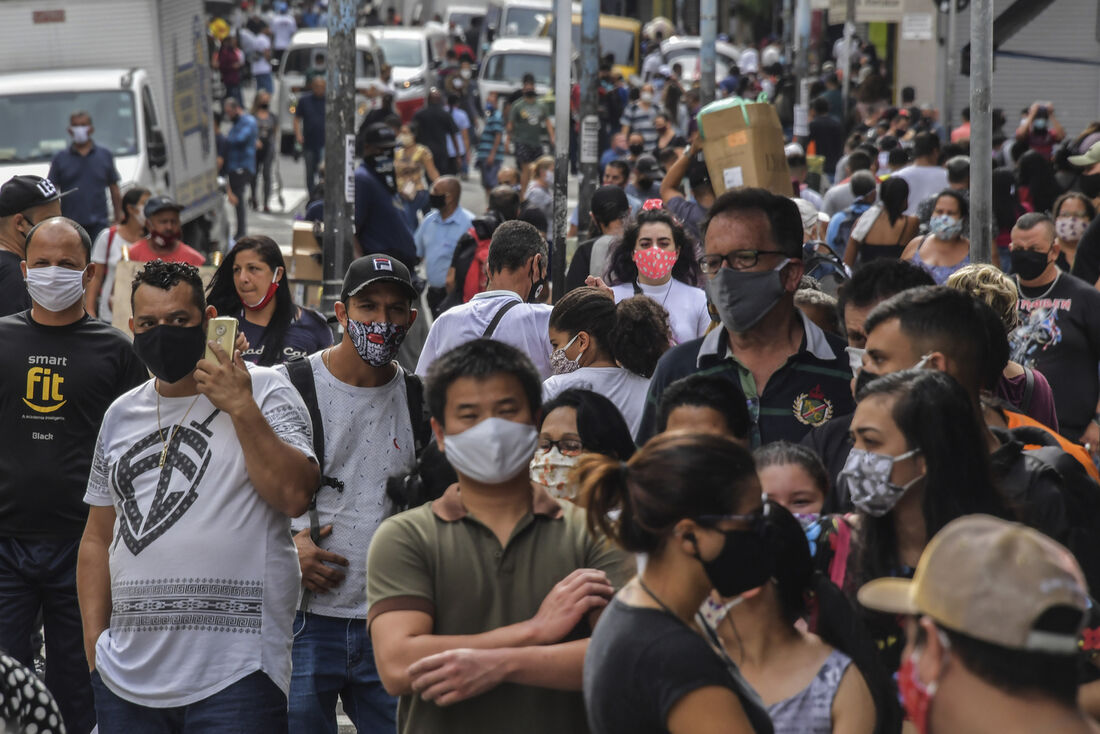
[206, 235, 332, 365]
[578, 432, 774, 734]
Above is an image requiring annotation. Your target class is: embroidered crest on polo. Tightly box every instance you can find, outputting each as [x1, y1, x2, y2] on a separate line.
[792, 385, 834, 426]
[372, 257, 393, 271]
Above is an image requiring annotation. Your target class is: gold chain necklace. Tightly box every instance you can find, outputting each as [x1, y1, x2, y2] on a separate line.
[155, 380, 202, 468]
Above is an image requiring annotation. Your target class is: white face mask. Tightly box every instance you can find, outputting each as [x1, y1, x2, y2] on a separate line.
[70, 125, 90, 144]
[135, 210, 147, 228]
[25, 265, 87, 312]
[443, 417, 539, 485]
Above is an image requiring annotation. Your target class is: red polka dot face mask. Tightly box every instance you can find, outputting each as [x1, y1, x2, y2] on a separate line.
[633, 246, 677, 281]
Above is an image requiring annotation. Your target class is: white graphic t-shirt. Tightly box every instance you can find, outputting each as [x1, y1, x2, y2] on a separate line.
[84, 366, 315, 707]
[282, 353, 416, 618]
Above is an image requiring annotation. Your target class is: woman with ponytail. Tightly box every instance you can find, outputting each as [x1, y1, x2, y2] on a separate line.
[544, 286, 670, 436]
[706, 502, 895, 734]
[579, 432, 774, 734]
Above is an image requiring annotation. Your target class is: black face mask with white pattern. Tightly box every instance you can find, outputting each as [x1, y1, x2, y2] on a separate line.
[347, 319, 406, 367]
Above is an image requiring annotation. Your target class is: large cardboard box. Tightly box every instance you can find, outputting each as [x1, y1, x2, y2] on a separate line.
[286, 223, 323, 282]
[110, 260, 219, 335]
[697, 97, 791, 197]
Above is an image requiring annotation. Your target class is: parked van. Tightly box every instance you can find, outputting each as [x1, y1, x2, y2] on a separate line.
[479, 0, 551, 50]
[0, 0, 227, 249]
[478, 37, 579, 110]
[276, 28, 385, 153]
[373, 26, 449, 123]
[443, 5, 487, 53]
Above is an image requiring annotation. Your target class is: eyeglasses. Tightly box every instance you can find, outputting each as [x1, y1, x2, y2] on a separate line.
[699, 250, 787, 274]
[537, 437, 584, 456]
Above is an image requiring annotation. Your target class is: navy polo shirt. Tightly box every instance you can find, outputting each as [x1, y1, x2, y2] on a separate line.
[636, 310, 856, 446]
[295, 94, 326, 151]
[47, 144, 120, 229]
[353, 163, 416, 268]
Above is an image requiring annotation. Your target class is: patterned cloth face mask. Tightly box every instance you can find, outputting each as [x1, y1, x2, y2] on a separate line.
[347, 320, 407, 367]
[529, 447, 579, 499]
[839, 447, 923, 516]
[549, 334, 583, 375]
[633, 246, 677, 281]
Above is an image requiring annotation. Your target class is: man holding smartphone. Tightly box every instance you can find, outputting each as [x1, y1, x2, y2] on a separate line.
[282, 254, 424, 732]
[78, 260, 320, 732]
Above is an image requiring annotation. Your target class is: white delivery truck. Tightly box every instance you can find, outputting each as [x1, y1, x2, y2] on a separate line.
[0, 0, 227, 250]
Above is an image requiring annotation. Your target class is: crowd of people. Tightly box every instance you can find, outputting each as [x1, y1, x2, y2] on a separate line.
[5, 3, 1100, 734]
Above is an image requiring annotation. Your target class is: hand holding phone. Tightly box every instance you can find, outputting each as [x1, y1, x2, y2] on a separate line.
[205, 317, 239, 364]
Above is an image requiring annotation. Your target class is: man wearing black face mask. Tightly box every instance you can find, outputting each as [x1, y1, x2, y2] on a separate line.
[0, 218, 145, 734]
[1009, 212, 1100, 447]
[416, 220, 554, 379]
[79, 260, 319, 731]
[636, 188, 855, 446]
[354, 123, 418, 269]
[0, 174, 66, 316]
[414, 177, 473, 314]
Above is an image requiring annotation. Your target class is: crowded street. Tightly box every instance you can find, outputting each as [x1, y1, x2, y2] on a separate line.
[1, 0, 1100, 733]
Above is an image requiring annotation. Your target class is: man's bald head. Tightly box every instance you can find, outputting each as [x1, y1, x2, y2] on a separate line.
[432, 176, 461, 200]
[25, 217, 92, 264]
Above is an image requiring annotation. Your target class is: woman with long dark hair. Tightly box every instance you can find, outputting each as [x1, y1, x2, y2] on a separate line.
[606, 206, 709, 345]
[206, 235, 332, 365]
[843, 177, 919, 266]
[529, 388, 636, 500]
[579, 432, 775, 734]
[544, 286, 669, 436]
[812, 369, 1013, 673]
[707, 502, 896, 734]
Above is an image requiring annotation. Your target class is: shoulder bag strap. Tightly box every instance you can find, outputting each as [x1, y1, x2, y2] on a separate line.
[103, 226, 118, 264]
[482, 298, 521, 338]
[1021, 366, 1036, 414]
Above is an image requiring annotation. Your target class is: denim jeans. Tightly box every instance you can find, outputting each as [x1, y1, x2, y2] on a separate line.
[254, 73, 274, 94]
[0, 537, 95, 734]
[228, 168, 251, 240]
[288, 611, 396, 734]
[91, 669, 287, 734]
[304, 146, 324, 197]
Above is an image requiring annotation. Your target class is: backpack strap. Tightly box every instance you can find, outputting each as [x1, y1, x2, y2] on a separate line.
[1021, 366, 1036, 414]
[828, 516, 852, 590]
[284, 355, 339, 544]
[482, 298, 521, 338]
[403, 369, 431, 457]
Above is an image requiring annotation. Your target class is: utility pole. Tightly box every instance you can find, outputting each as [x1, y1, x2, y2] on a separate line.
[699, 0, 716, 106]
[840, 0, 856, 127]
[793, 0, 811, 138]
[322, 0, 356, 318]
[969, 0, 993, 264]
[551, 0, 571, 302]
[577, 0, 599, 241]
[943, 0, 958, 133]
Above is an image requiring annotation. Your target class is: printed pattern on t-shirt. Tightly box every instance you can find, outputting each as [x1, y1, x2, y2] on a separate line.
[111, 577, 263, 634]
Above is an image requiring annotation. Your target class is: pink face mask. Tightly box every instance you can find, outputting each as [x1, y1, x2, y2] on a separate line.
[633, 246, 677, 281]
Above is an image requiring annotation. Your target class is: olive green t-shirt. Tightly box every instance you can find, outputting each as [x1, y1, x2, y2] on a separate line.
[509, 98, 548, 148]
[367, 483, 634, 734]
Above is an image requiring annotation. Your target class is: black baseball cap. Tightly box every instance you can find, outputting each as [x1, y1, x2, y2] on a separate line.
[363, 122, 396, 150]
[0, 175, 70, 217]
[144, 196, 184, 218]
[590, 185, 630, 219]
[341, 253, 417, 302]
[635, 154, 662, 179]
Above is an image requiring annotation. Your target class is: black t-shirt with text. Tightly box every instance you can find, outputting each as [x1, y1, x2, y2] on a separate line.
[238, 307, 333, 365]
[0, 312, 148, 537]
[1011, 273, 1100, 439]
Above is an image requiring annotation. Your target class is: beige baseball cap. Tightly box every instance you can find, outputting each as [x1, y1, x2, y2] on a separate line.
[858, 514, 1089, 654]
[1068, 141, 1100, 168]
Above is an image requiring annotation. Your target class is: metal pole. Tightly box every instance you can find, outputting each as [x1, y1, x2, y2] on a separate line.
[794, 0, 811, 102]
[840, 0, 855, 128]
[322, 0, 356, 317]
[551, 0, 570, 302]
[969, 0, 993, 264]
[699, 0, 716, 106]
[943, 0, 957, 133]
[577, 0, 599, 242]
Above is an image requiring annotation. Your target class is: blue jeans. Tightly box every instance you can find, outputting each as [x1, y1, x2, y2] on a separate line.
[0, 537, 95, 734]
[254, 73, 273, 94]
[91, 669, 287, 733]
[303, 146, 324, 197]
[289, 611, 395, 734]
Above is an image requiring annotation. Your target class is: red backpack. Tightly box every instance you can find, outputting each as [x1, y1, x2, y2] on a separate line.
[461, 225, 492, 303]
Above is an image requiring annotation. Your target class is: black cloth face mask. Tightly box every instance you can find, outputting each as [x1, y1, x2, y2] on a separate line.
[132, 324, 207, 384]
[691, 519, 773, 598]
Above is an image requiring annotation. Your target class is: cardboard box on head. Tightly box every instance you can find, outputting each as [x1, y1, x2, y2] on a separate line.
[698, 96, 792, 197]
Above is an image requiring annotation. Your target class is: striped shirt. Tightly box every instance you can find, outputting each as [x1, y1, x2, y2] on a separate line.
[477, 109, 505, 161]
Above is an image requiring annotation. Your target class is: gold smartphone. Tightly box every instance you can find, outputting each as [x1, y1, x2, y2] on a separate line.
[204, 316, 239, 363]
